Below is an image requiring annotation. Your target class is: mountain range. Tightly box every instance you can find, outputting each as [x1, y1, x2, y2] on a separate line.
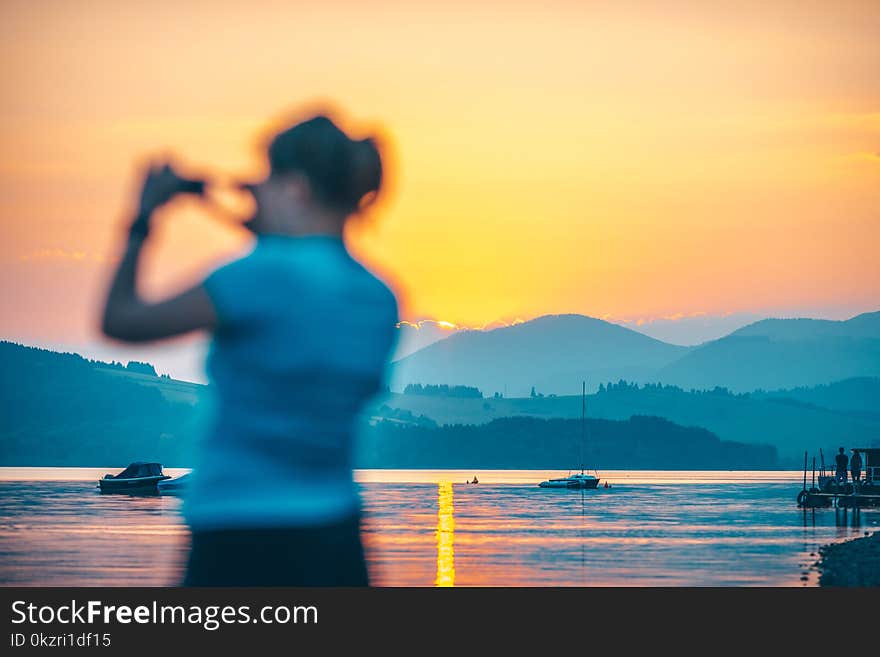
[0, 341, 776, 468]
[3, 339, 877, 466]
[391, 311, 880, 396]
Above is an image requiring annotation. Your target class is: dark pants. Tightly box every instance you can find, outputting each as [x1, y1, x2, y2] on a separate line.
[836, 469, 847, 483]
[183, 515, 369, 586]
[852, 470, 861, 482]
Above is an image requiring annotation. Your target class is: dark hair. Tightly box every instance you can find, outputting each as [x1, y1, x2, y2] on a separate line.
[267, 115, 382, 214]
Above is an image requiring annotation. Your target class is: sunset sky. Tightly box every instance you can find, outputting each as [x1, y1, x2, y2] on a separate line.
[1, 0, 878, 355]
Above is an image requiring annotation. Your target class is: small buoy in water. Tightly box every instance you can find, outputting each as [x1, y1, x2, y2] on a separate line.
[604, 481, 611, 488]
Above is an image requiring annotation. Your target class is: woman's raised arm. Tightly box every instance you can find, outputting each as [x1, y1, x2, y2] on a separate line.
[101, 162, 217, 343]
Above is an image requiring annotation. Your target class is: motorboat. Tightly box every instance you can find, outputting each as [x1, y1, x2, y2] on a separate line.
[98, 462, 170, 493]
[157, 472, 191, 494]
[539, 381, 602, 490]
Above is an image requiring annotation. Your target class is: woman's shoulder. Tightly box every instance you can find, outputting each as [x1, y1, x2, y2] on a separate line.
[205, 244, 263, 287]
[348, 257, 399, 311]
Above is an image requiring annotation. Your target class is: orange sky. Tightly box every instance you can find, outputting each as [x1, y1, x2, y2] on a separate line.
[1, 0, 878, 343]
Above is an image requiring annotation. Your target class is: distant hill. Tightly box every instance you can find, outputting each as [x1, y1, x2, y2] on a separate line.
[1, 340, 780, 470]
[751, 377, 880, 417]
[357, 415, 778, 470]
[391, 314, 689, 397]
[618, 312, 764, 346]
[0, 341, 205, 466]
[658, 312, 880, 392]
[5, 340, 875, 468]
[368, 378, 880, 462]
[391, 311, 880, 396]
[732, 312, 880, 340]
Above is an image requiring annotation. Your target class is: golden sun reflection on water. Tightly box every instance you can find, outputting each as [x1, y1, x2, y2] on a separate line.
[435, 482, 455, 587]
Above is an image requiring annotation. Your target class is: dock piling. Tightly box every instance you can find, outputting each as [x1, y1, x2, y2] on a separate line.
[803, 451, 808, 492]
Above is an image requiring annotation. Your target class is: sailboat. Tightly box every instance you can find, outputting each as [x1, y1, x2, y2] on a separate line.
[539, 382, 600, 489]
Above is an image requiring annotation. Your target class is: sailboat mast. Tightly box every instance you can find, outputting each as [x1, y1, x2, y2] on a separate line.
[580, 380, 585, 474]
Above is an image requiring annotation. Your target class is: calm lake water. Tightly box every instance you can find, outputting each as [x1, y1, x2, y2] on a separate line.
[1, 468, 876, 586]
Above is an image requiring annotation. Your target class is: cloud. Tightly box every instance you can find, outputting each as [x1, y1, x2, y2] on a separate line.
[397, 319, 460, 331]
[603, 310, 714, 326]
[18, 248, 107, 264]
[397, 317, 525, 332]
[839, 151, 880, 164]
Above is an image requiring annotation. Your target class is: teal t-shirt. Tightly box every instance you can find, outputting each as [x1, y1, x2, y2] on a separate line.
[184, 235, 398, 530]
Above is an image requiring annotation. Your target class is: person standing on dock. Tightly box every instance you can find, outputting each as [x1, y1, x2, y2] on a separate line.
[835, 447, 849, 483]
[850, 449, 862, 483]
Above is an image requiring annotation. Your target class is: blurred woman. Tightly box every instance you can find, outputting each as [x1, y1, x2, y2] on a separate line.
[101, 114, 398, 585]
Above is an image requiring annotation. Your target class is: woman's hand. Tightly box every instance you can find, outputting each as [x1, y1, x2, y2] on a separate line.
[130, 161, 203, 239]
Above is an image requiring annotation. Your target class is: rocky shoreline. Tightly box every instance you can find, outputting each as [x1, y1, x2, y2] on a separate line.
[817, 531, 880, 587]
